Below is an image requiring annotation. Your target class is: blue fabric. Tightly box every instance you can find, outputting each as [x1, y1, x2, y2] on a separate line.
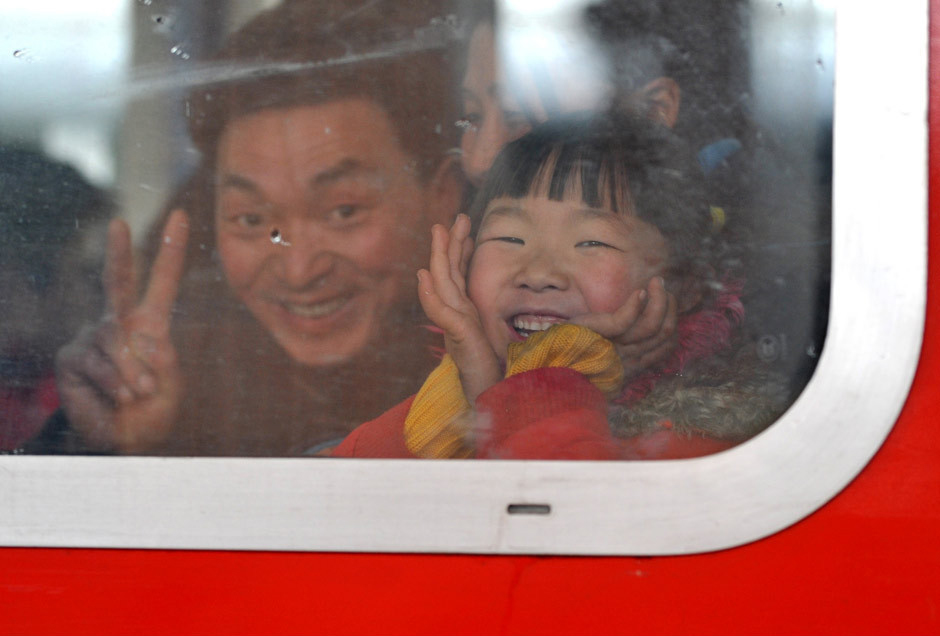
[698, 138, 742, 175]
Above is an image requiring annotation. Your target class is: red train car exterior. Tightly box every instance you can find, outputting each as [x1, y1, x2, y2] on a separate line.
[0, 6, 937, 635]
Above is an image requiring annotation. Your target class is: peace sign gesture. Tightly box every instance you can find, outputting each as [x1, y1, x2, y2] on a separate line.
[55, 210, 189, 453]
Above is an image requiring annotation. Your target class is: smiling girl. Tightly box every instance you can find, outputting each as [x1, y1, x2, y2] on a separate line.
[334, 112, 788, 460]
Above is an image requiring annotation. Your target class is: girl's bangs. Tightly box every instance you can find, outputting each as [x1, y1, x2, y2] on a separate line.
[472, 139, 631, 232]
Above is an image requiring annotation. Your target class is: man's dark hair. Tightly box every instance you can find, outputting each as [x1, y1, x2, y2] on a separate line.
[187, 0, 461, 182]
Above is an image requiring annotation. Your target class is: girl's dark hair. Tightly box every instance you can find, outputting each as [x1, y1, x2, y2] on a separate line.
[469, 111, 717, 287]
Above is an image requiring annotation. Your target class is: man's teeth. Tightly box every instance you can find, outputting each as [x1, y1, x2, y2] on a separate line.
[283, 297, 347, 318]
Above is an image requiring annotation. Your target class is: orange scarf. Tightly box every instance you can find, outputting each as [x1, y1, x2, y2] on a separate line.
[403, 324, 624, 459]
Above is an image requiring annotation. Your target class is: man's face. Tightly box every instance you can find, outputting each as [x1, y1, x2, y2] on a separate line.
[214, 99, 448, 366]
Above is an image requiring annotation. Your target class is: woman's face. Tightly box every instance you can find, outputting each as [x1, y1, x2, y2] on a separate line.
[459, 23, 532, 188]
[459, 22, 613, 187]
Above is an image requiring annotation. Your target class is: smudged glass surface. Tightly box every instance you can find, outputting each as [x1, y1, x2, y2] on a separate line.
[0, 0, 832, 458]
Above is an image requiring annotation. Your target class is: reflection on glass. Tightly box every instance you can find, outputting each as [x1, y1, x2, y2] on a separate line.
[1, 0, 831, 459]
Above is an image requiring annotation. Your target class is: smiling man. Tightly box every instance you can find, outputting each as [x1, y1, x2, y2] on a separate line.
[29, 1, 463, 456]
[212, 100, 453, 368]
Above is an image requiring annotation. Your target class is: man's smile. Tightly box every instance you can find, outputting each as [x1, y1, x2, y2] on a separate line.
[278, 295, 351, 320]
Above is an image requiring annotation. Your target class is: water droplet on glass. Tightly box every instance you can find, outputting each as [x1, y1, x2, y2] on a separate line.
[757, 334, 781, 362]
[13, 49, 26, 58]
[270, 228, 291, 246]
[170, 44, 190, 60]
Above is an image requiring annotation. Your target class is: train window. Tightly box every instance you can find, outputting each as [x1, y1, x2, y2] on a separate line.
[0, 0, 926, 553]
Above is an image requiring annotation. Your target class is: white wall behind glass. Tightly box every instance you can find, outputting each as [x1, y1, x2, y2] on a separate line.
[0, 0, 130, 186]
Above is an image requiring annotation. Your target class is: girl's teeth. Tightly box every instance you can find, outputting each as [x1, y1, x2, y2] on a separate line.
[511, 317, 559, 332]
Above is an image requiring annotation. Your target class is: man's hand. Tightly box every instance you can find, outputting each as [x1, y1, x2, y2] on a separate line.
[55, 210, 189, 453]
[417, 214, 501, 402]
[571, 276, 678, 379]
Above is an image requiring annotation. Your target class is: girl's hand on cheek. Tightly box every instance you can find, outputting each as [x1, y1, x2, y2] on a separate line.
[571, 276, 678, 378]
[417, 214, 501, 401]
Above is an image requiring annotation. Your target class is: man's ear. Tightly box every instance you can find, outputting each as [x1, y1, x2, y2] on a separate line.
[424, 154, 465, 227]
[637, 76, 681, 129]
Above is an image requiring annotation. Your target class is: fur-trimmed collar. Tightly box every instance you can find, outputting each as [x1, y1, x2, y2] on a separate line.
[612, 281, 790, 441]
[609, 339, 791, 441]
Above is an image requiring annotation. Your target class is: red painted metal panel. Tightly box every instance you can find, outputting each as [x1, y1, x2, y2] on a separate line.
[1, 5, 937, 635]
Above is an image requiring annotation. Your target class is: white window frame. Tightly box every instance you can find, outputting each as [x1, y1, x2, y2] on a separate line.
[0, 0, 927, 555]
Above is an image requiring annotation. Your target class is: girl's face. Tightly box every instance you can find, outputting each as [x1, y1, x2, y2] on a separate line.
[467, 192, 669, 361]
